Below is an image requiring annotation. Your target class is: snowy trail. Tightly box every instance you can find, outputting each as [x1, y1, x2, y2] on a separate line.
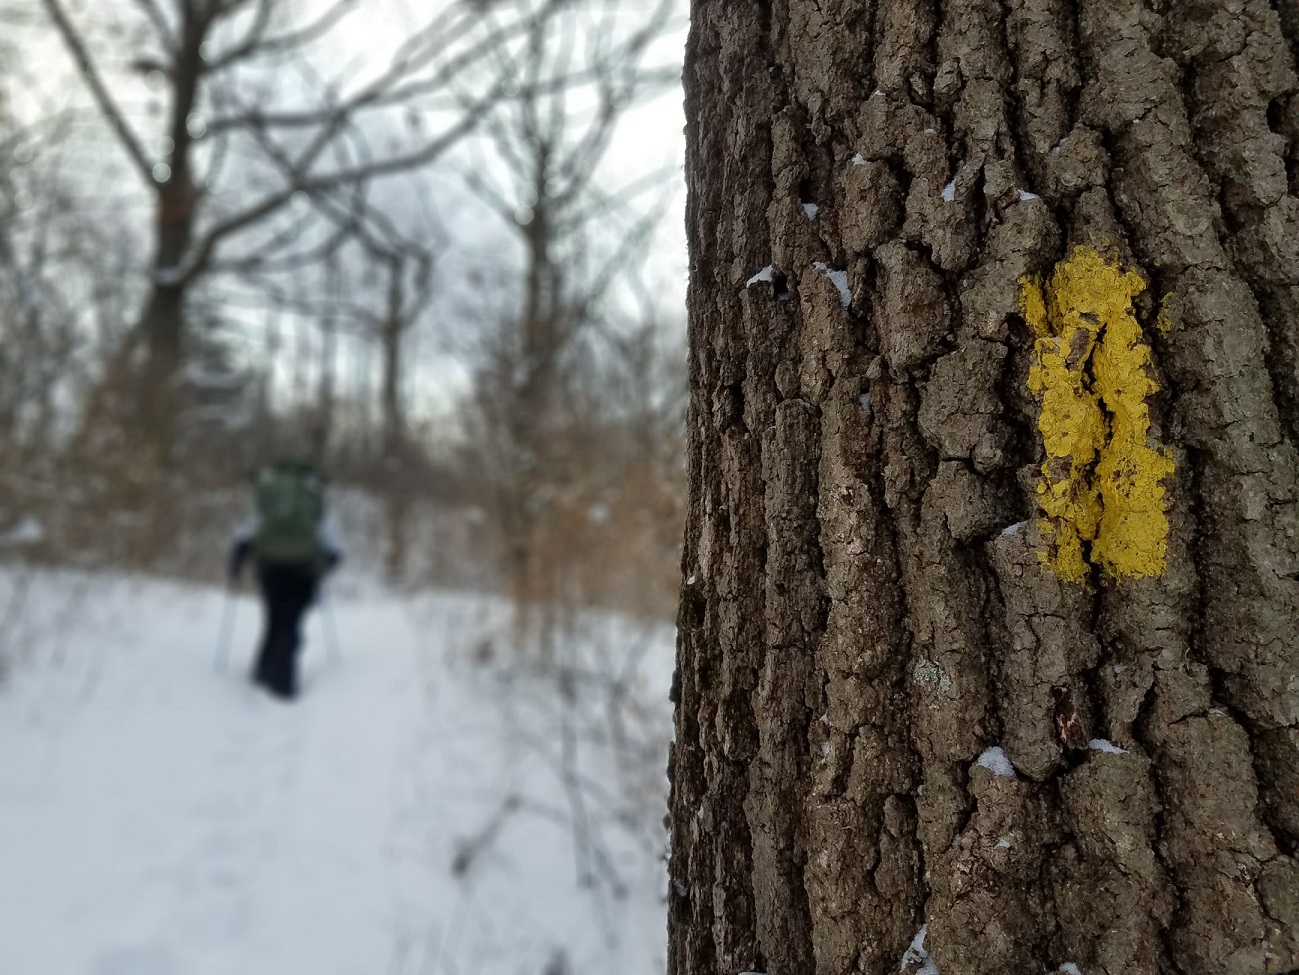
[0, 574, 668, 975]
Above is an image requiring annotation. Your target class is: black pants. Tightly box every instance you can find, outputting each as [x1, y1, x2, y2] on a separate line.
[253, 562, 318, 699]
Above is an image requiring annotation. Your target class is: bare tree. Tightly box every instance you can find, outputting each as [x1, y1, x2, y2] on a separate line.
[34, 0, 561, 464]
[336, 225, 437, 580]
[460, 0, 679, 611]
[0, 54, 141, 555]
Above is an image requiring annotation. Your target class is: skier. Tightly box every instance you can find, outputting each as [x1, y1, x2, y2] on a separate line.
[229, 458, 343, 700]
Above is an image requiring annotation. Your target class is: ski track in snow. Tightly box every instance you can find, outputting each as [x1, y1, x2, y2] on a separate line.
[0, 572, 669, 975]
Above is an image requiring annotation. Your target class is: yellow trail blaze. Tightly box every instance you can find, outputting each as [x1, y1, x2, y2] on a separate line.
[1019, 246, 1174, 584]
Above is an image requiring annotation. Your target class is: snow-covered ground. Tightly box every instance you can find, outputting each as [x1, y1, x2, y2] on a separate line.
[0, 569, 672, 975]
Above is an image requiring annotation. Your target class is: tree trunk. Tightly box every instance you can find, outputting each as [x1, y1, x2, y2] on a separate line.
[136, 277, 187, 463]
[314, 309, 338, 463]
[136, 13, 205, 467]
[498, 192, 564, 608]
[316, 254, 342, 464]
[668, 3, 1299, 975]
[381, 266, 410, 581]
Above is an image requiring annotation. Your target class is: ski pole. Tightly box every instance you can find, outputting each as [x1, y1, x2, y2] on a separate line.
[213, 584, 237, 672]
[320, 582, 343, 666]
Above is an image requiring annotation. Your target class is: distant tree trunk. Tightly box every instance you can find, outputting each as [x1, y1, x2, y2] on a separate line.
[314, 310, 337, 462]
[668, 3, 1299, 975]
[136, 278, 187, 463]
[256, 309, 282, 443]
[135, 11, 205, 466]
[356, 338, 375, 460]
[381, 264, 410, 581]
[494, 189, 565, 609]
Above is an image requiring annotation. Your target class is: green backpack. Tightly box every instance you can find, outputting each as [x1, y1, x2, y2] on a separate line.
[253, 461, 326, 565]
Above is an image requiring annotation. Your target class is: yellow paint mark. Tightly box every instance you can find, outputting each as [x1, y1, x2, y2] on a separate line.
[1019, 246, 1174, 584]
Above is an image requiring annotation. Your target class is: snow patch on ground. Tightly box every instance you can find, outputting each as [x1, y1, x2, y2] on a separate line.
[0, 515, 44, 550]
[0, 569, 671, 975]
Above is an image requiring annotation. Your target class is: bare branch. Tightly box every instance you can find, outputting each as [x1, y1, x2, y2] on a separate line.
[461, 171, 517, 225]
[571, 163, 678, 223]
[207, 0, 275, 68]
[38, 0, 156, 187]
[129, 0, 177, 51]
[249, 0, 360, 62]
[207, 0, 363, 71]
[578, 199, 666, 317]
[202, 1, 549, 133]
[181, 90, 492, 283]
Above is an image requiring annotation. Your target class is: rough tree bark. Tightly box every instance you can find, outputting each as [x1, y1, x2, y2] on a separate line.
[668, 2, 1299, 974]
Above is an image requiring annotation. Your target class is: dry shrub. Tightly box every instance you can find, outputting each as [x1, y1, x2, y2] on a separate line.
[461, 323, 686, 622]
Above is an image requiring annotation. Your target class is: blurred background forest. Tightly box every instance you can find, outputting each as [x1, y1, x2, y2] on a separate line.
[0, 1, 688, 971]
[0, 0, 687, 618]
